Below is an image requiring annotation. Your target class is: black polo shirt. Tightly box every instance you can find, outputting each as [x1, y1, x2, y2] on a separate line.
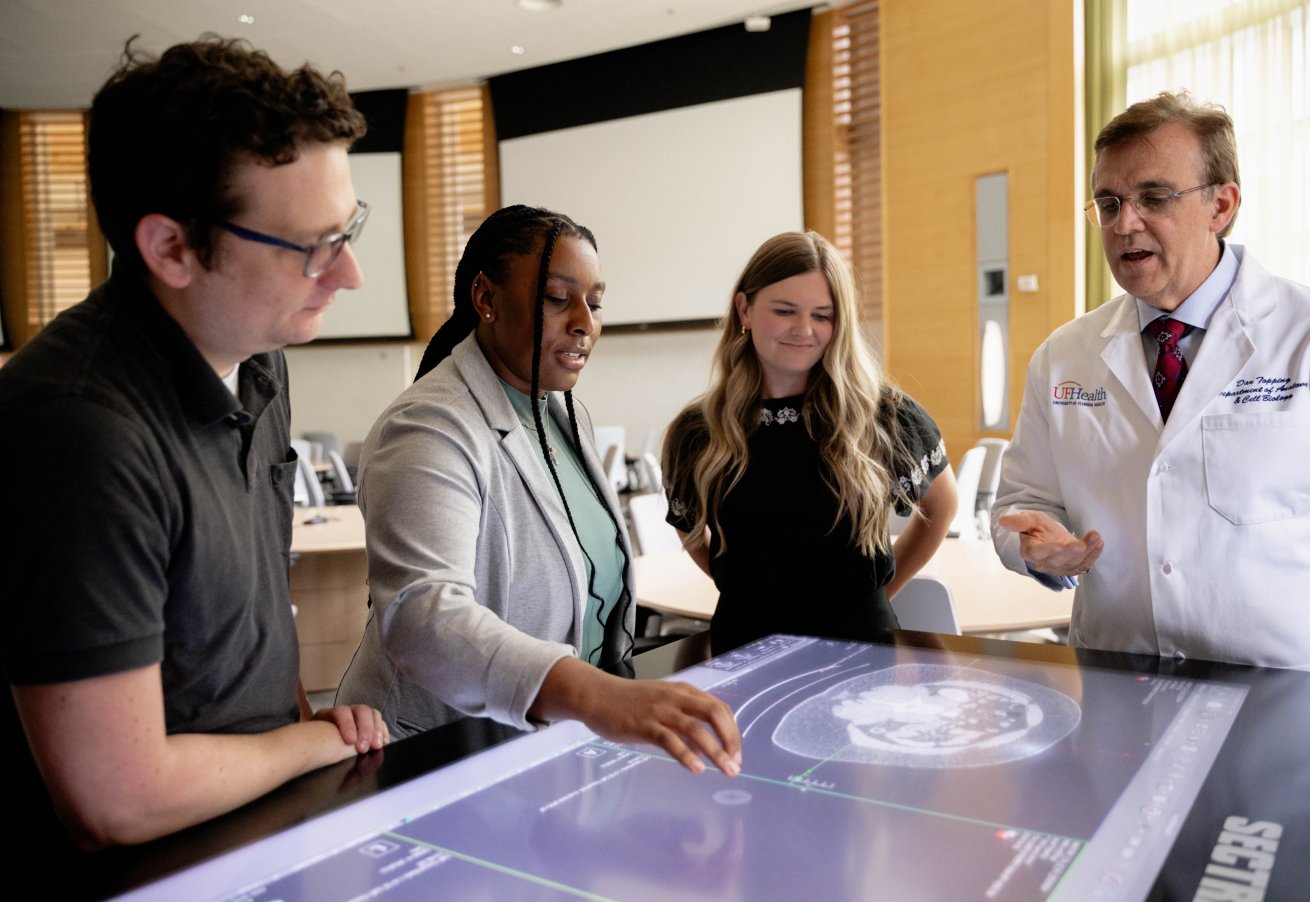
[0, 269, 302, 847]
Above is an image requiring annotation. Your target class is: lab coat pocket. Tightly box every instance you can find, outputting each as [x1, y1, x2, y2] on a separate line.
[1201, 412, 1310, 524]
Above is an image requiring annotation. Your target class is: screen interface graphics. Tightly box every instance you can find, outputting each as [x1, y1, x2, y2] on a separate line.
[121, 635, 1247, 901]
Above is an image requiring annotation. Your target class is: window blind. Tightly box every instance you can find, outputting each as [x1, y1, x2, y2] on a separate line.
[20, 111, 95, 331]
[409, 86, 498, 337]
[832, 1, 883, 335]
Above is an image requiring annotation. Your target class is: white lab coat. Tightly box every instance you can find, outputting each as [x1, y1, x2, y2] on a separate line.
[993, 246, 1310, 668]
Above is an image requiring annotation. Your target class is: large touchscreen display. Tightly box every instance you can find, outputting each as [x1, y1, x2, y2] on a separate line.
[120, 636, 1246, 901]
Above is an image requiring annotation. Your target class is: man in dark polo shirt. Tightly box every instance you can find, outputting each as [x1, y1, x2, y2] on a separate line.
[0, 36, 387, 851]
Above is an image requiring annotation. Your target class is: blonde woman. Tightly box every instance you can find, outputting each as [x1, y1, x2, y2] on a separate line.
[663, 230, 958, 653]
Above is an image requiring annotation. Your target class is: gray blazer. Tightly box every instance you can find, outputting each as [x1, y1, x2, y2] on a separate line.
[337, 334, 636, 734]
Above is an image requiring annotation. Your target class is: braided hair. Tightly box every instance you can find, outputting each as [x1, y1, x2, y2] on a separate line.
[415, 205, 633, 671]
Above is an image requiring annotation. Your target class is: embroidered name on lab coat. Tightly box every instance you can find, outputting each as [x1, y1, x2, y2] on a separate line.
[1218, 375, 1309, 405]
[1051, 381, 1107, 408]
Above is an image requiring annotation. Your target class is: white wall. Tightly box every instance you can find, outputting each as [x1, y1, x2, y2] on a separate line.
[284, 327, 722, 457]
[285, 342, 417, 448]
[575, 327, 721, 454]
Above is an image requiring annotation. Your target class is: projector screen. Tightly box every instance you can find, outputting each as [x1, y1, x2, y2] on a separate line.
[314, 152, 411, 340]
[499, 89, 804, 327]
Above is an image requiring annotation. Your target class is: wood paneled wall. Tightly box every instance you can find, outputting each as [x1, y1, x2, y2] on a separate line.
[880, 0, 1084, 466]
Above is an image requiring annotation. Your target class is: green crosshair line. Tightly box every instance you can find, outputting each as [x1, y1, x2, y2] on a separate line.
[381, 832, 619, 901]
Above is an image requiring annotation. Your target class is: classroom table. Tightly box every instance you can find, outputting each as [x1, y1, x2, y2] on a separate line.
[633, 537, 1074, 635]
[290, 504, 366, 553]
[289, 505, 368, 691]
[80, 632, 1308, 900]
[916, 537, 1074, 634]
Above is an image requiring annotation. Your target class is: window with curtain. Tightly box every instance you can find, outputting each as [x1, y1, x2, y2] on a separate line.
[2, 92, 496, 354]
[1091, 0, 1309, 301]
[807, 1, 882, 338]
[837, 1, 883, 335]
[405, 85, 499, 340]
[1, 111, 104, 349]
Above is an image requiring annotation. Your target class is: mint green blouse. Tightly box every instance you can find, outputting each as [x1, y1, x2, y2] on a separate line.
[502, 383, 625, 664]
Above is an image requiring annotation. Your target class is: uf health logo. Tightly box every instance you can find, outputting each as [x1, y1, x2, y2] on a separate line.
[1052, 381, 1107, 407]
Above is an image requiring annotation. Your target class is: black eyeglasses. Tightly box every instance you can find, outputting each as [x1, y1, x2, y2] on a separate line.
[218, 200, 369, 278]
[1083, 185, 1215, 228]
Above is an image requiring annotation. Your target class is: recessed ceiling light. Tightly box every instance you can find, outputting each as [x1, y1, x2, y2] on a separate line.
[517, 0, 563, 11]
[744, 15, 771, 33]
[237, 14, 254, 25]
[510, 45, 526, 55]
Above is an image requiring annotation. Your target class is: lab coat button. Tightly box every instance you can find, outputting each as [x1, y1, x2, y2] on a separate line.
[1161, 562, 1174, 575]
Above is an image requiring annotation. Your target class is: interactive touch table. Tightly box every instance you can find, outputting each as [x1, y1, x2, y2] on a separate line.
[104, 632, 1308, 901]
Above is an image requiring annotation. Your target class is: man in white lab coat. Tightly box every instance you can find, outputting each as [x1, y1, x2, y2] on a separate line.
[992, 92, 1310, 669]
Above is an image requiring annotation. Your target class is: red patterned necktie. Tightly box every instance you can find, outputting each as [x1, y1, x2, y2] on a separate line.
[1150, 317, 1189, 422]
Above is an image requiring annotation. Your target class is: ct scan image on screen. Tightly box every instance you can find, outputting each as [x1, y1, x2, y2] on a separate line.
[125, 635, 1248, 901]
[773, 663, 1082, 768]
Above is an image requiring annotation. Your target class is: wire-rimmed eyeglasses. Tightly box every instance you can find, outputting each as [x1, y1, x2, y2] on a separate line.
[219, 200, 369, 278]
[1083, 184, 1215, 228]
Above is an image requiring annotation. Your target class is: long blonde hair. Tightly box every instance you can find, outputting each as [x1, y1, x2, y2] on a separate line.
[665, 230, 917, 558]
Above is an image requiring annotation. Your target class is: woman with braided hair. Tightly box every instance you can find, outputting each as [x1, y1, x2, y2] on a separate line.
[338, 206, 740, 775]
[663, 230, 958, 654]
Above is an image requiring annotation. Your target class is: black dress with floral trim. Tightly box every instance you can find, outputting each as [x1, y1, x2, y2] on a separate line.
[664, 393, 948, 654]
